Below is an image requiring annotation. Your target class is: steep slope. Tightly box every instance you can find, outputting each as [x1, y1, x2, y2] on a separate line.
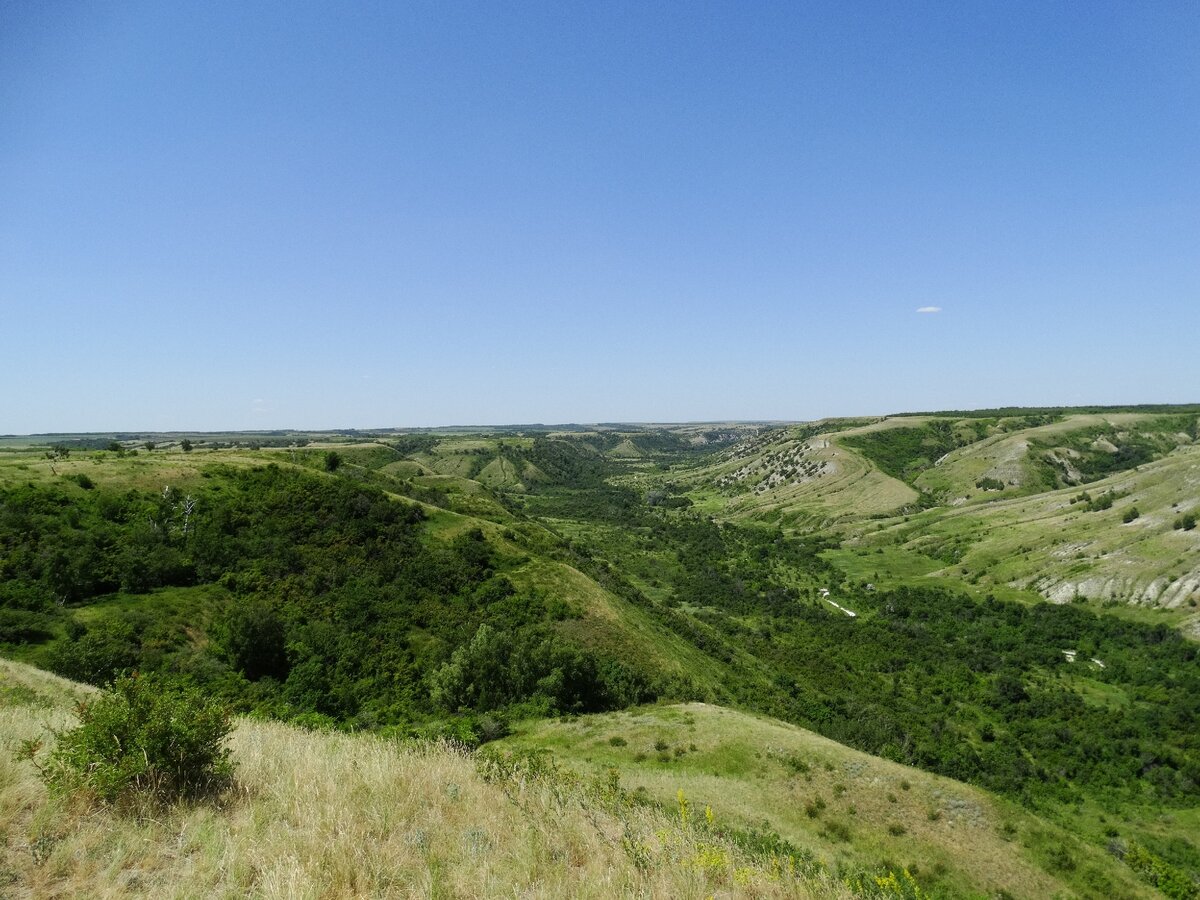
[843, 442, 1200, 629]
[683, 421, 919, 525]
[913, 413, 1195, 504]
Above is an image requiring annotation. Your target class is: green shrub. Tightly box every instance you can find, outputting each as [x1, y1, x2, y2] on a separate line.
[1121, 840, 1199, 899]
[822, 819, 851, 842]
[41, 673, 233, 805]
[608, 735, 627, 747]
[0, 608, 55, 644]
[783, 754, 810, 775]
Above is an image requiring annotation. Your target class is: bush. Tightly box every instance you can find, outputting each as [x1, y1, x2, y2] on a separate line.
[0, 608, 55, 644]
[219, 599, 288, 681]
[47, 619, 140, 685]
[41, 672, 233, 804]
[324, 451, 342, 472]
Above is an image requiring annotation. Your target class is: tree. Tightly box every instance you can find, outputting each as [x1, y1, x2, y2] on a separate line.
[220, 600, 288, 681]
[324, 451, 342, 472]
[44, 444, 69, 474]
[180, 439, 193, 453]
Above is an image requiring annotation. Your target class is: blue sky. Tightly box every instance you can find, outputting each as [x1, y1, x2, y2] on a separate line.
[2, 1, 1197, 431]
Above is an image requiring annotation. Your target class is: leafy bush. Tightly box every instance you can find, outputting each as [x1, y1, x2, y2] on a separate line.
[47, 620, 140, 685]
[1120, 841, 1199, 899]
[0, 608, 55, 644]
[218, 599, 288, 681]
[41, 673, 233, 804]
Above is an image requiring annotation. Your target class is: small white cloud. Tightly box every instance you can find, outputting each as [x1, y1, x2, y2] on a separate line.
[916, 306, 942, 314]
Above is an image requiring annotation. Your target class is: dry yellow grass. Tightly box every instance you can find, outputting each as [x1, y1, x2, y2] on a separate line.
[0, 660, 853, 899]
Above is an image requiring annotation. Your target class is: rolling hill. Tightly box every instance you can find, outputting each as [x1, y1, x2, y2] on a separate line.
[3, 409, 1199, 898]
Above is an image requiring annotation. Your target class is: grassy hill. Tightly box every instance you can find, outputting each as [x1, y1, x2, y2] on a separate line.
[2, 659, 1170, 899]
[500, 703, 1157, 899]
[1, 659, 863, 899]
[0, 443, 730, 731]
[660, 411, 1199, 624]
[835, 441, 1200, 635]
[678, 421, 919, 526]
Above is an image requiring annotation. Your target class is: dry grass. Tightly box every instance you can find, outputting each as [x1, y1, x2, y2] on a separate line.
[0, 660, 852, 899]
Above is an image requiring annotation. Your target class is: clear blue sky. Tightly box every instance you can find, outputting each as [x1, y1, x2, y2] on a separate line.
[2, 1, 1197, 432]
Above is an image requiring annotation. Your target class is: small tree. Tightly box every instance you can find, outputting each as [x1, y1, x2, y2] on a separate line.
[36, 672, 233, 805]
[44, 444, 70, 474]
[324, 451, 342, 472]
[180, 439, 193, 453]
[220, 599, 288, 681]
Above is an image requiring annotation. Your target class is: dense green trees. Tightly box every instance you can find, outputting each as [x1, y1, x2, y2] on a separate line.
[430, 623, 649, 713]
[0, 465, 653, 728]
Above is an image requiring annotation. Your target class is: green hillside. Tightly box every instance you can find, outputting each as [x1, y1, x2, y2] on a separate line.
[3, 412, 1199, 898]
[500, 703, 1157, 899]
